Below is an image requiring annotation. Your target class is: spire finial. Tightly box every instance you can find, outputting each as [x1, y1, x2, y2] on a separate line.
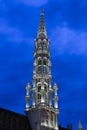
[40, 8, 44, 16]
[37, 9, 47, 37]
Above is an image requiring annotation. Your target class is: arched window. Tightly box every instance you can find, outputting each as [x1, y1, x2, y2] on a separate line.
[44, 83, 48, 104]
[43, 58, 47, 65]
[38, 39, 42, 49]
[37, 84, 41, 100]
[44, 83, 48, 91]
[46, 112, 49, 125]
[38, 94, 41, 100]
[38, 85, 41, 92]
[45, 86, 47, 91]
[38, 59, 42, 65]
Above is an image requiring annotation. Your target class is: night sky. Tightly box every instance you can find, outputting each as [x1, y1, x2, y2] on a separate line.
[0, 0, 87, 130]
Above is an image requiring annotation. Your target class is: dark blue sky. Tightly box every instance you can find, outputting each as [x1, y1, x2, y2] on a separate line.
[0, 0, 87, 130]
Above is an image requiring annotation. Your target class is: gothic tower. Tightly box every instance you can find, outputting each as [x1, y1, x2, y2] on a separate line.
[25, 9, 59, 130]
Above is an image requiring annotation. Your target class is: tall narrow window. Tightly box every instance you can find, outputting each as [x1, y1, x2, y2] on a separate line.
[44, 85, 47, 91]
[43, 59, 46, 65]
[46, 112, 49, 125]
[38, 85, 41, 92]
[38, 94, 41, 100]
[51, 114, 54, 126]
[38, 85, 41, 100]
[38, 59, 41, 65]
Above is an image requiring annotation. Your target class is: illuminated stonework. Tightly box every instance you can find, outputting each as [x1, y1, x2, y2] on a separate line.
[25, 9, 59, 130]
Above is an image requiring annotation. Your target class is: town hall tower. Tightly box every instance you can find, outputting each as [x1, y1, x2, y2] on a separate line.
[25, 9, 59, 130]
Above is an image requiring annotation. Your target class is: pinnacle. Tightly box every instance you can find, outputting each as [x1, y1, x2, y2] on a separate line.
[37, 9, 47, 38]
[78, 120, 83, 130]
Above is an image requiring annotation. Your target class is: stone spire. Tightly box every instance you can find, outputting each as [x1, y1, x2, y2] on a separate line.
[37, 9, 47, 38]
[78, 120, 83, 130]
[25, 10, 59, 130]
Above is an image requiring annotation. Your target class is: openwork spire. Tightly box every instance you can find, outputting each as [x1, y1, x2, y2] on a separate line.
[37, 9, 47, 37]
